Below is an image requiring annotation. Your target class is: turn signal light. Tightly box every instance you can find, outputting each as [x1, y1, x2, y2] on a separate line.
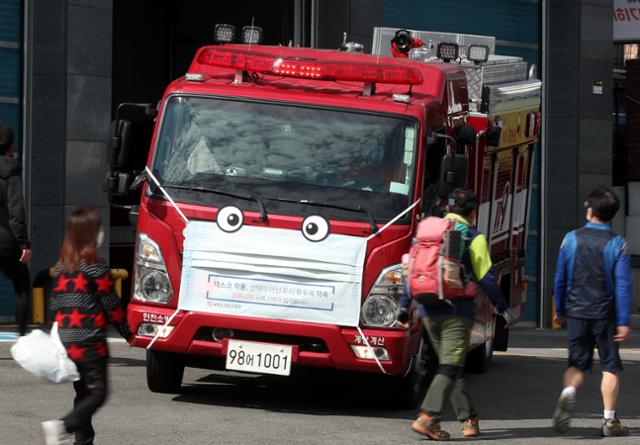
[137, 323, 174, 339]
[383, 270, 403, 284]
[350, 345, 390, 360]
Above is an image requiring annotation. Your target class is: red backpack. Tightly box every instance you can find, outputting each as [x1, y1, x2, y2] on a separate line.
[407, 217, 477, 305]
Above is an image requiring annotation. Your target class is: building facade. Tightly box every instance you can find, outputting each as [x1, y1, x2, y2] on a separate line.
[0, 0, 22, 321]
[0, 0, 623, 326]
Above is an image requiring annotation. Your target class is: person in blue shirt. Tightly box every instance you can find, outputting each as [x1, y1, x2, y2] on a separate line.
[552, 186, 632, 437]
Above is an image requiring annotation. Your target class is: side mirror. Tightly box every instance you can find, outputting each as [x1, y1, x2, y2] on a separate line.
[455, 124, 477, 147]
[108, 101, 157, 172]
[117, 120, 133, 168]
[437, 153, 469, 198]
[110, 119, 133, 169]
[105, 171, 132, 196]
[486, 125, 502, 147]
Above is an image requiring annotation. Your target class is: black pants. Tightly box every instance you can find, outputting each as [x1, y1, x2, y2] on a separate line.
[0, 254, 31, 335]
[62, 358, 109, 445]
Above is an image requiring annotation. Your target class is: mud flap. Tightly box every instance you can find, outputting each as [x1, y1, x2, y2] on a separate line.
[493, 315, 509, 352]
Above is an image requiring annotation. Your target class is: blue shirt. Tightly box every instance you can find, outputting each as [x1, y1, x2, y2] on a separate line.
[554, 222, 632, 326]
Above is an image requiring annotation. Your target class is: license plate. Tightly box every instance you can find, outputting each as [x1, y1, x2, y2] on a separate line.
[225, 340, 293, 376]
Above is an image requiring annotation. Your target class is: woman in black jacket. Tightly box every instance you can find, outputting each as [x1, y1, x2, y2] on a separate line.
[0, 122, 31, 336]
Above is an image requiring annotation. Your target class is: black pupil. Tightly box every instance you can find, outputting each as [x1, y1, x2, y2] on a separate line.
[306, 222, 318, 235]
[228, 214, 240, 226]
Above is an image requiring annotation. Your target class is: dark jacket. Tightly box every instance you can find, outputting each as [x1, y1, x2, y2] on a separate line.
[554, 222, 632, 325]
[51, 261, 133, 363]
[0, 156, 29, 255]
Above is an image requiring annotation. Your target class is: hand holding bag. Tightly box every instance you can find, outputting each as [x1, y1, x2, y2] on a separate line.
[10, 322, 80, 383]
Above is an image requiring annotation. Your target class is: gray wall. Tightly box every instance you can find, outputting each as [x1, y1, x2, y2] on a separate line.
[315, 0, 384, 52]
[25, 0, 112, 278]
[543, 0, 613, 324]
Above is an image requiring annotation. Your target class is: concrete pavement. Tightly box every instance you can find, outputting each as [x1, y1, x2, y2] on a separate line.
[1, 327, 639, 445]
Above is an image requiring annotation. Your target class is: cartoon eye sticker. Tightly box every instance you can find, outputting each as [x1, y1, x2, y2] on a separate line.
[301, 215, 330, 242]
[216, 206, 244, 233]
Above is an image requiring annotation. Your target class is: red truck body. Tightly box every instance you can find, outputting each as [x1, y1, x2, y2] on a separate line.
[119, 38, 540, 405]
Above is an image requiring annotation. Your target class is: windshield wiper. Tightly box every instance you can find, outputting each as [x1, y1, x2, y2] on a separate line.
[149, 181, 377, 233]
[160, 183, 268, 222]
[262, 196, 378, 234]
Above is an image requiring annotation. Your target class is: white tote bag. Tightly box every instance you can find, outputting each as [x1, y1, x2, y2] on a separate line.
[10, 322, 80, 383]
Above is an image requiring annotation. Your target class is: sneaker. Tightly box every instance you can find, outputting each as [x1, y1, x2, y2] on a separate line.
[461, 416, 480, 437]
[553, 391, 575, 434]
[41, 420, 70, 445]
[411, 412, 451, 441]
[601, 418, 628, 437]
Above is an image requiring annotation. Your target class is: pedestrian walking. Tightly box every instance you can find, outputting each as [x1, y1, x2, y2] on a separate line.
[398, 187, 510, 440]
[41, 207, 132, 445]
[0, 121, 32, 336]
[552, 186, 632, 437]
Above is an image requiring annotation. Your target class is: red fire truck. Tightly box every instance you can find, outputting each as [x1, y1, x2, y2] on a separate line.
[106, 26, 541, 407]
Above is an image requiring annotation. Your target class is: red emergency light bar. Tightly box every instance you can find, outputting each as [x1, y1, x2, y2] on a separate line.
[197, 47, 423, 85]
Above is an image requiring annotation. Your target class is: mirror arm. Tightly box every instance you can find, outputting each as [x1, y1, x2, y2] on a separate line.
[130, 170, 148, 191]
[115, 102, 156, 119]
[433, 132, 456, 146]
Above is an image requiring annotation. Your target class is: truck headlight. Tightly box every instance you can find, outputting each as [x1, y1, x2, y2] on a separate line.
[360, 264, 402, 327]
[133, 233, 173, 304]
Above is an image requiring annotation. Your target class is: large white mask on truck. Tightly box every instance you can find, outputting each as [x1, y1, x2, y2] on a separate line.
[178, 211, 366, 327]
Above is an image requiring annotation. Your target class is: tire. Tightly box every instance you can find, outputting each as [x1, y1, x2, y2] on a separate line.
[146, 349, 185, 393]
[390, 331, 437, 409]
[465, 338, 493, 374]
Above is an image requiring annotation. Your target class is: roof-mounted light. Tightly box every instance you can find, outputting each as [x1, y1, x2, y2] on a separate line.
[437, 42, 459, 62]
[242, 26, 263, 44]
[197, 47, 423, 85]
[214, 24, 236, 44]
[467, 44, 489, 64]
[185, 72, 205, 82]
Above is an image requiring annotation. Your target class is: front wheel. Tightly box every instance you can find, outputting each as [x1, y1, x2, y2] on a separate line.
[146, 350, 185, 393]
[389, 332, 437, 409]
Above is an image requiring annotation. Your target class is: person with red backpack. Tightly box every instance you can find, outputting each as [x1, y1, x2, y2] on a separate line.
[398, 187, 510, 441]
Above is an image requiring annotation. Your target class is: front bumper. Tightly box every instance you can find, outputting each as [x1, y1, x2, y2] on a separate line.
[128, 303, 416, 375]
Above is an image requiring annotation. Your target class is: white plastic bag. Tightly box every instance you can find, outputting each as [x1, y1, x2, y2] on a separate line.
[10, 322, 80, 383]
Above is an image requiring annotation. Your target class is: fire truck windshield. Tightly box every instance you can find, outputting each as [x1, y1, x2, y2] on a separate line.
[151, 95, 418, 223]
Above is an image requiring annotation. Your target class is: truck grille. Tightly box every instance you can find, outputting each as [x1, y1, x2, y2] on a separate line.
[194, 327, 329, 353]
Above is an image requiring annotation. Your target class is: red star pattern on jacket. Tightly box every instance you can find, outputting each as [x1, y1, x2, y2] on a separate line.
[52, 262, 133, 363]
[95, 274, 113, 293]
[67, 308, 84, 328]
[92, 311, 106, 329]
[66, 343, 86, 361]
[54, 276, 71, 292]
[94, 342, 108, 357]
[72, 273, 88, 292]
[54, 311, 66, 326]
